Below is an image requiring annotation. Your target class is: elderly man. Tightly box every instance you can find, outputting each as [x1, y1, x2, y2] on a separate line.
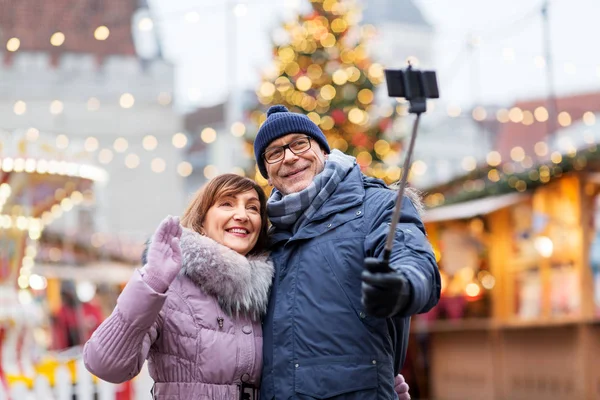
[254, 105, 440, 399]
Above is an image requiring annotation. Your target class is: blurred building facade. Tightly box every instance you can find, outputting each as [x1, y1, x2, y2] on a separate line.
[359, 0, 495, 189]
[0, 0, 185, 250]
[361, 0, 434, 69]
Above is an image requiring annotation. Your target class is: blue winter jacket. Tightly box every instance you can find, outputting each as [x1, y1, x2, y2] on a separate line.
[260, 165, 441, 399]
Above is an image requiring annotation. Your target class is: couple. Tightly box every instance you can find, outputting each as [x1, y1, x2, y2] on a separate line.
[83, 105, 441, 399]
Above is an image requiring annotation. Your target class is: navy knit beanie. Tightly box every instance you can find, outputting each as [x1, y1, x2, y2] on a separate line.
[254, 105, 331, 178]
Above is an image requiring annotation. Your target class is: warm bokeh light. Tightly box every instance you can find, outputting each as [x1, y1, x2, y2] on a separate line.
[472, 106, 487, 121]
[50, 100, 64, 115]
[201, 127, 217, 143]
[486, 151, 502, 166]
[534, 106, 549, 122]
[125, 154, 140, 169]
[510, 146, 525, 162]
[6, 37, 20, 52]
[151, 158, 166, 173]
[583, 111, 596, 126]
[120, 93, 135, 108]
[143, 135, 158, 151]
[56, 134, 69, 149]
[13, 101, 26, 115]
[172, 132, 188, 148]
[50, 32, 65, 46]
[461, 156, 477, 171]
[178, 162, 193, 177]
[534, 141, 549, 156]
[98, 149, 113, 164]
[94, 26, 110, 40]
[113, 138, 128, 153]
[558, 111, 572, 127]
[230, 122, 246, 137]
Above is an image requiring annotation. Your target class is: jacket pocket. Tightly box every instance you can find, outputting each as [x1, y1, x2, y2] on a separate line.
[295, 358, 378, 399]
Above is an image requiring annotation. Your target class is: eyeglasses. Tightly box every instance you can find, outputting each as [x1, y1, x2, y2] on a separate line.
[263, 136, 312, 164]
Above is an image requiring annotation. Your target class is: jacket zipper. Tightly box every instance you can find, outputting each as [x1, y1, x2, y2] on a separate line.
[213, 297, 224, 329]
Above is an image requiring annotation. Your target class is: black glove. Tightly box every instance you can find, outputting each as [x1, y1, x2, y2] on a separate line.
[361, 257, 412, 318]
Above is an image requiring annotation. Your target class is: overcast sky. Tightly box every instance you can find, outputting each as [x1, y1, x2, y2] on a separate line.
[150, 0, 600, 111]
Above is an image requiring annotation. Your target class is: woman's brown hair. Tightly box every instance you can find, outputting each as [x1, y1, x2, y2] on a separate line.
[180, 174, 269, 255]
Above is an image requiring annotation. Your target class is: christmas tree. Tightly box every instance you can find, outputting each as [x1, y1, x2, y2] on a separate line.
[246, 0, 402, 188]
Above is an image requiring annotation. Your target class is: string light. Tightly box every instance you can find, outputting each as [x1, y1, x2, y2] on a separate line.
[56, 134, 69, 149]
[84, 137, 99, 152]
[411, 160, 427, 176]
[534, 106, 549, 122]
[172, 132, 188, 148]
[201, 127, 217, 143]
[510, 147, 525, 162]
[13, 101, 26, 115]
[203, 165, 218, 179]
[26, 128, 39, 141]
[119, 93, 135, 108]
[98, 149, 114, 164]
[50, 32, 65, 46]
[113, 138, 128, 153]
[151, 158, 166, 173]
[461, 156, 477, 171]
[486, 151, 502, 166]
[496, 109, 509, 123]
[177, 162, 193, 177]
[125, 154, 140, 169]
[583, 112, 596, 126]
[558, 111, 572, 127]
[143, 135, 158, 150]
[296, 76, 312, 91]
[508, 107, 523, 123]
[6, 38, 20, 52]
[230, 122, 246, 137]
[472, 106, 487, 121]
[50, 100, 64, 115]
[94, 26, 110, 41]
[447, 104, 461, 118]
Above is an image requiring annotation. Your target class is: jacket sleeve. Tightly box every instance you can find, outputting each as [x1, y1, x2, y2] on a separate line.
[83, 269, 166, 383]
[364, 189, 441, 317]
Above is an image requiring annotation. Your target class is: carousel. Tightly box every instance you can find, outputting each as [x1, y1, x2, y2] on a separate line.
[0, 129, 106, 397]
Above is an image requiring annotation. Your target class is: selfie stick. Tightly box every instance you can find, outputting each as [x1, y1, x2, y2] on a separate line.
[380, 64, 439, 267]
[382, 113, 421, 264]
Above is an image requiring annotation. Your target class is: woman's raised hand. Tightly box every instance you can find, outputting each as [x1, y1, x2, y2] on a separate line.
[143, 216, 183, 293]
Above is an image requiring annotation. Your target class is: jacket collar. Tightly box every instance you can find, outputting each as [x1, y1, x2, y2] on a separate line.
[179, 228, 273, 321]
[269, 165, 367, 245]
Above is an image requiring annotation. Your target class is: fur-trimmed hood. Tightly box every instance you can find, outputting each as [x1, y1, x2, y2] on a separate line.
[389, 184, 424, 216]
[177, 228, 274, 321]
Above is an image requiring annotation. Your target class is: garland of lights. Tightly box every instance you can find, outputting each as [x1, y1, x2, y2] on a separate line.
[424, 143, 599, 208]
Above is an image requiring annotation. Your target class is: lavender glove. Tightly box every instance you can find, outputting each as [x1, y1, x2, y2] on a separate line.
[395, 374, 410, 400]
[141, 216, 183, 293]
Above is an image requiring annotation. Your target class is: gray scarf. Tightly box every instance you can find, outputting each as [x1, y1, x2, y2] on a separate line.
[267, 149, 355, 234]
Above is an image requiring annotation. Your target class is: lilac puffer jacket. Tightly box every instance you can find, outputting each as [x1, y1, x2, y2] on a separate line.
[83, 229, 274, 399]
